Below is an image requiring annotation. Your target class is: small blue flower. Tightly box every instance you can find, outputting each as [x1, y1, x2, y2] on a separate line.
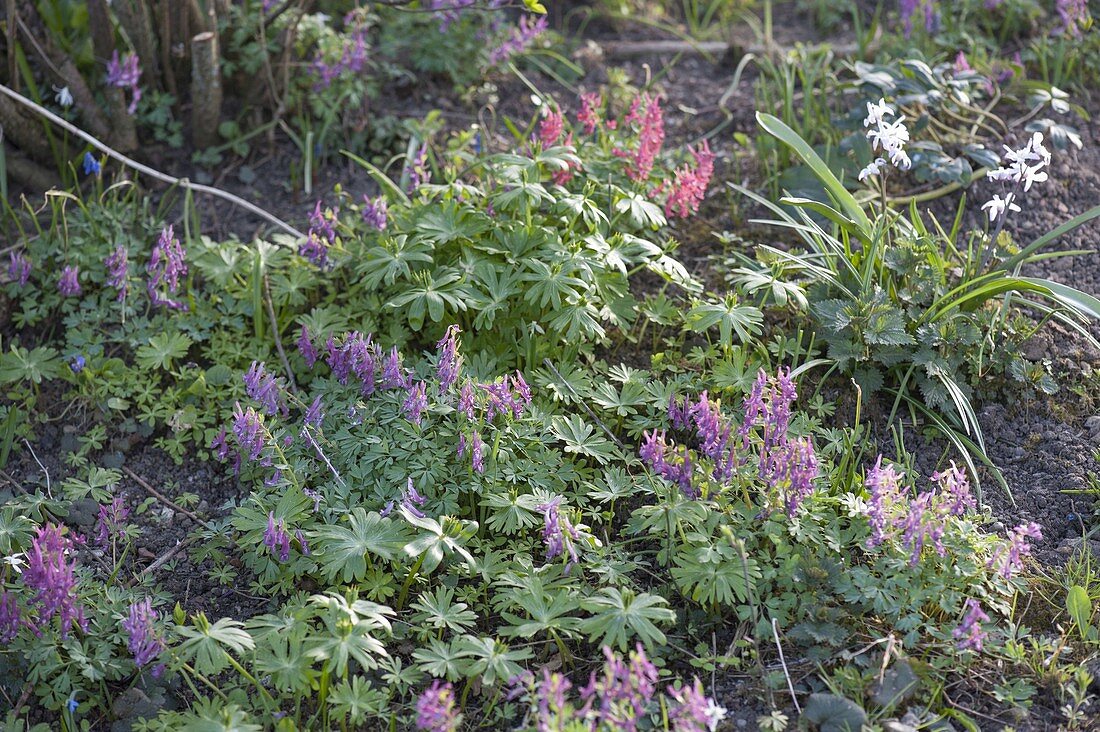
[70, 355, 86, 373]
[66, 697, 78, 714]
[82, 152, 101, 176]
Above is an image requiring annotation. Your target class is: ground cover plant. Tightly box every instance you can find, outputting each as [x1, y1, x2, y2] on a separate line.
[0, 0, 1099, 730]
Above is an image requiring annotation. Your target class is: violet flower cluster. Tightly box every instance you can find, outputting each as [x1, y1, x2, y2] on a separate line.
[739, 368, 818, 516]
[244, 361, 289, 417]
[106, 51, 142, 114]
[311, 25, 368, 90]
[862, 457, 975, 564]
[952, 598, 989, 652]
[0, 590, 21, 643]
[301, 202, 339, 268]
[8, 251, 31, 288]
[361, 195, 388, 231]
[405, 145, 430, 194]
[510, 644, 727, 732]
[1057, 0, 1091, 36]
[382, 477, 428, 519]
[415, 680, 460, 732]
[487, 14, 548, 66]
[94, 496, 130, 548]
[23, 523, 86, 638]
[644, 368, 817, 514]
[899, 0, 938, 37]
[988, 521, 1042, 579]
[58, 265, 82, 298]
[147, 225, 188, 309]
[105, 245, 129, 302]
[263, 512, 292, 562]
[534, 495, 581, 570]
[122, 598, 166, 676]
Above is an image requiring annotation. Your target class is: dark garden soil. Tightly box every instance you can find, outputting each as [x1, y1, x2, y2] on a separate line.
[4, 5, 1100, 730]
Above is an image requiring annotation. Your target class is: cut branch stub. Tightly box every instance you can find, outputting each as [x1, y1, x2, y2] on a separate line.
[190, 30, 222, 150]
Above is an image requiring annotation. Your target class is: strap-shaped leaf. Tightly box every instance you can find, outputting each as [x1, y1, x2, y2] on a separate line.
[756, 112, 873, 238]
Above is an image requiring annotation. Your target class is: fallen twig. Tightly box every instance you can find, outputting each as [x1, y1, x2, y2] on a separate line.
[122, 466, 207, 527]
[0, 82, 305, 239]
[542, 359, 627, 450]
[22, 439, 51, 498]
[771, 617, 802, 715]
[129, 533, 202, 585]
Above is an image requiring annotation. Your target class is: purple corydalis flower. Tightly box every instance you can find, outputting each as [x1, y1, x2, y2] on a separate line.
[458, 382, 476, 419]
[988, 522, 1042, 579]
[210, 427, 231, 462]
[667, 677, 725, 732]
[898, 491, 946, 565]
[24, 523, 86, 638]
[435, 325, 462, 392]
[416, 680, 459, 732]
[264, 512, 291, 562]
[382, 347, 408, 390]
[106, 51, 142, 114]
[953, 598, 990, 652]
[406, 144, 429, 193]
[470, 430, 485, 473]
[640, 429, 696, 499]
[311, 27, 369, 89]
[304, 396, 324, 428]
[94, 496, 129, 548]
[0, 590, 21, 643]
[232, 403, 266, 462]
[533, 669, 572, 726]
[488, 14, 547, 66]
[309, 201, 338, 243]
[298, 326, 318, 369]
[580, 644, 658, 732]
[933, 461, 975, 517]
[244, 361, 287, 417]
[147, 225, 187, 310]
[59, 266, 82, 297]
[105, 245, 128, 301]
[535, 495, 580, 568]
[8, 252, 31, 287]
[299, 233, 329, 268]
[362, 196, 388, 230]
[1057, 0, 1090, 36]
[122, 598, 166, 674]
[403, 381, 428, 426]
[865, 456, 904, 548]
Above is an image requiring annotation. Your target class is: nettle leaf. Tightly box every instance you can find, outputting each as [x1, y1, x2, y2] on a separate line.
[802, 693, 868, 732]
[551, 415, 617, 464]
[313, 508, 410, 583]
[579, 587, 676, 651]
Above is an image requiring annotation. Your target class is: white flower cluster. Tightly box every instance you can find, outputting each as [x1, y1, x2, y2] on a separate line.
[859, 98, 911, 182]
[981, 132, 1051, 222]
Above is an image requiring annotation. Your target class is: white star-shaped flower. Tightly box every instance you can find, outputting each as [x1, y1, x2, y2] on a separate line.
[704, 699, 728, 732]
[53, 85, 73, 108]
[3, 552, 27, 574]
[981, 193, 1020, 222]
